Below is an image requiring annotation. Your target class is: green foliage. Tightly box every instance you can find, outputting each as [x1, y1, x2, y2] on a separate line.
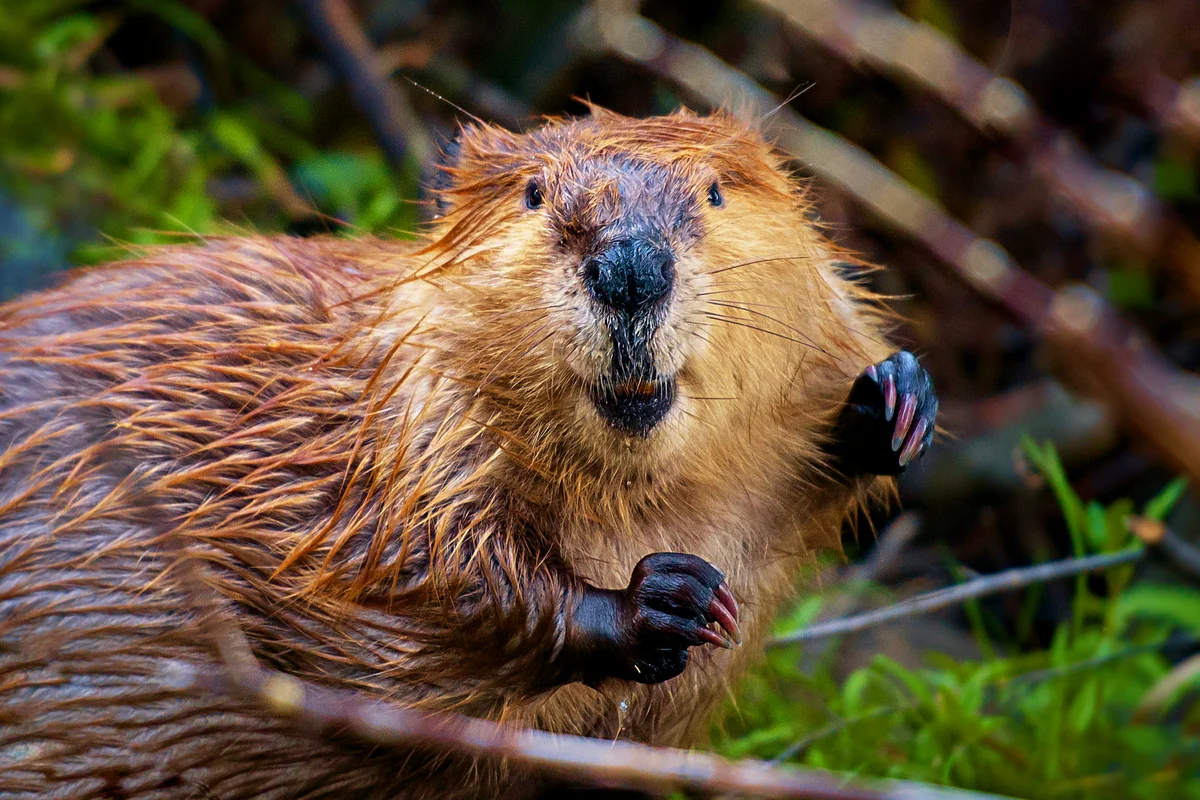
[717, 443, 1200, 799]
[1, 4, 214, 268]
[1151, 154, 1198, 201]
[0, 2, 419, 295]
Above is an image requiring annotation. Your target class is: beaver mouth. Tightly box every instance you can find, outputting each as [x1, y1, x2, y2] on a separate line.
[589, 376, 677, 438]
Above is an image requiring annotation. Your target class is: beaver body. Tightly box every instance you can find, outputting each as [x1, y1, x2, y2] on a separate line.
[0, 110, 936, 798]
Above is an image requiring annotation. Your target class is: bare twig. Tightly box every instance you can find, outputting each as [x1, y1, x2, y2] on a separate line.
[799, 513, 922, 671]
[855, 512, 923, 585]
[770, 548, 1145, 647]
[1128, 518, 1200, 580]
[1008, 639, 1187, 688]
[1156, 527, 1200, 580]
[585, 7, 1200, 487]
[294, 0, 431, 169]
[161, 656, 1007, 800]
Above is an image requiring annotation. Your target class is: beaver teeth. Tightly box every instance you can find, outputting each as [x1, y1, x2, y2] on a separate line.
[591, 377, 677, 438]
[612, 379, 659, 397]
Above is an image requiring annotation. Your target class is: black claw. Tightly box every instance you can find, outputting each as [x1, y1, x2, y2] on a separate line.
[828, 350, 938, 478]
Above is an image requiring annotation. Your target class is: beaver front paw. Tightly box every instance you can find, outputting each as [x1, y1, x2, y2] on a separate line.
[830, 350, 938, 477]
[566, 553, 740, 686]
[614, 552, 741, 684]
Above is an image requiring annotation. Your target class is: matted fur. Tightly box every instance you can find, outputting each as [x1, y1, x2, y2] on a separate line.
[0, 109, 896, 799]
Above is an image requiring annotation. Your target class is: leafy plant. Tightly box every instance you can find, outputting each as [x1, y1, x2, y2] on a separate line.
[0, 2, 419, 297]
[716, 442, 1200, 799]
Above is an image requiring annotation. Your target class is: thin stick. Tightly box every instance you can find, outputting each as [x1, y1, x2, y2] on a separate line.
[161, 658, 1007, 800]
[771, 548, 1144, 647]
[294, 0, 431, 169]
[1157, 528, 1200, 580]
[1128, 519, 1200, 580]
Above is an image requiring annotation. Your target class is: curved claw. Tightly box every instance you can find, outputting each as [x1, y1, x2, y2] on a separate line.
[708, 583, 742, 645]
[715, 582, 739, 621]
[696, 625, 734, 649]
[883, 374, 897, 422]
[898, 418, 929, 467]
[891, 393, 917, 451]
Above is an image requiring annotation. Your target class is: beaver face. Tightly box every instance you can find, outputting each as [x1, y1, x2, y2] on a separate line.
[537, 156, 717, 438]
[431, 109, 814, 463]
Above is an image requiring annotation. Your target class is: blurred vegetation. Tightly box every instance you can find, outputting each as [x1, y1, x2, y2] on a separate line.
[0, 0, 419, 296]
[2, 1, 1199, 798]
[718, 447, 1198, 798]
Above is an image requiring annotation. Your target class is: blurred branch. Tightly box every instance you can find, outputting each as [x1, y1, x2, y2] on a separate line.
[1134, 652, 1200, 722]
[1142, 74, 1200, 144]
[771, 548, 1145, 647]
[755, 0, 1200, 304]
[1109, 61, 1200, 147]
[584, 6, 1200, 487]
[798, 513, 922, 670]
[1128, 518, 1200, 579]
[294, 0, 431, 169]
[163, 651, 1003, 800]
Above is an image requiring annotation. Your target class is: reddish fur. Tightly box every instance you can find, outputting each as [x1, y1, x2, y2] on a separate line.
[0, 109, 895, 798]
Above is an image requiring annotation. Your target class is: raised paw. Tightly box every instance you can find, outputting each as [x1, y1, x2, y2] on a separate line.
[614, 552, 741, 684]
[830, 350, 938, 477]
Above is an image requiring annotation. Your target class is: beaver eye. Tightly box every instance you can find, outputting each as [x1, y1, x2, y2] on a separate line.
[707, 181, 723, 208]
[525, 180, 544, 210]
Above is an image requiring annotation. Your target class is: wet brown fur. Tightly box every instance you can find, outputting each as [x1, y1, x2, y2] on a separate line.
[0, 109, 895, 799]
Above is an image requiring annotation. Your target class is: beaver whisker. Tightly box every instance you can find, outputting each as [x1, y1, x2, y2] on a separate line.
[675, 211, 756, 258]
[474, 321, 556, 389]
[696, 285, 783, 297]
[700, 311, 829, 354]
[706, 299, 790, 312]
[705, 254, 807, 277]
[705, 300, 825, 352]
[471, 302, 566, 321]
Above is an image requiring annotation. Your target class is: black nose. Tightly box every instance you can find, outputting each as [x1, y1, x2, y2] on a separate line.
[582, 239, 674, 313]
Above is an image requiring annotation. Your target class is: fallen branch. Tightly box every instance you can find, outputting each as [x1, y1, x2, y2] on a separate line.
[294, 0, 431, 169]
[770, 548, 1144, 647]
[160, 656, 1007, 800]
[585, 7, 1200, 487]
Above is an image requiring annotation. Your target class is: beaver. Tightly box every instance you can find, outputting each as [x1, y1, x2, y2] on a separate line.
[0, 108, 937, 799]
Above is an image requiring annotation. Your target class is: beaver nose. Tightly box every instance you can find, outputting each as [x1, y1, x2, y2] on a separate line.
[582, 239, 674, 314]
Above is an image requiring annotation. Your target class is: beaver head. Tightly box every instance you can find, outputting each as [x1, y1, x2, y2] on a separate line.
[424, 108, 851, 486]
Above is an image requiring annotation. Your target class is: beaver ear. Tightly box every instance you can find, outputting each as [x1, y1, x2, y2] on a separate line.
[427, 131, 463, 218]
